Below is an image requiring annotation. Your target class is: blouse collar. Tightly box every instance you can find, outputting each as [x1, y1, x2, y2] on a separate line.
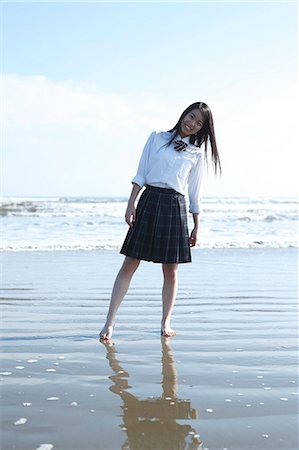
[165, 130, 193, 146]
[174, 132, 191, 144]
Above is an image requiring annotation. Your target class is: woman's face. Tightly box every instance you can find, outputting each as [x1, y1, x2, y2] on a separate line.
[180, 108, 205, 137]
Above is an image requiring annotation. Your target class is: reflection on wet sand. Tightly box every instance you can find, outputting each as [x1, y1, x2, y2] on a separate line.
[101, 338, 203, 450]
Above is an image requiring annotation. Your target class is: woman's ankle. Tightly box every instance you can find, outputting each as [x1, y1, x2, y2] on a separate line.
[105, 317, 115, 327]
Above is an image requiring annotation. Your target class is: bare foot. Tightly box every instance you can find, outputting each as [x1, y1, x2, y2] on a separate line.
[161, 324, 176, 337]
[99, 324, 114, 341]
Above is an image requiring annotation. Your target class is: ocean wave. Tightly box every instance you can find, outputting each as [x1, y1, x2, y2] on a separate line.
[1, 198, 298, 221]
[0, 200, 127, 217]
[2, 197, 297, 251]
[1, 240, 297, 251]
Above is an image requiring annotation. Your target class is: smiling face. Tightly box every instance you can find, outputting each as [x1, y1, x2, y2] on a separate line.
[179, 108, 205, 137]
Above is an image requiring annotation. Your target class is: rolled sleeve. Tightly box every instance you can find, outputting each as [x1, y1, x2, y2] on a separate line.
[131, 174, 145, 188]
[188, 152, 205, 214]
[131, 131, 155, 188]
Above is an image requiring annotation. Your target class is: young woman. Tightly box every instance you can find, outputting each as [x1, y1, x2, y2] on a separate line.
[100, 102, 221, 340]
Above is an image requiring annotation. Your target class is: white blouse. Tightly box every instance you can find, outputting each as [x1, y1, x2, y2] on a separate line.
[132, 130, 205, 214]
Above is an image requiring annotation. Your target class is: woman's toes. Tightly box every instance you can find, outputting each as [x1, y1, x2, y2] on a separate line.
[99, 325, 113, 340]
[161, 328, 176, 337]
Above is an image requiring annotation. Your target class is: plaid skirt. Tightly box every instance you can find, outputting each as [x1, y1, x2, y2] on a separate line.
[120, 185, 191, 264]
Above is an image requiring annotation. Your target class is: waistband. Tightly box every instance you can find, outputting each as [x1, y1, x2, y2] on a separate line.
[145, 184, 184, 196]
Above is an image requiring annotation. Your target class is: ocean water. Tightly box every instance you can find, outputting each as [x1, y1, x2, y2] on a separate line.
[1, 249, 298, 450]
[1, 196, 298, 251]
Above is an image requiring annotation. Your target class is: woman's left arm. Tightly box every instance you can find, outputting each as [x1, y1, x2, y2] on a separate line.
[188, 152, 205, 247]
[189, 213, 200, 247]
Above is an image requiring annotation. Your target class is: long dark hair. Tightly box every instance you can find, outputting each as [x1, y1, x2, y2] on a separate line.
[166, 102, 221, 175]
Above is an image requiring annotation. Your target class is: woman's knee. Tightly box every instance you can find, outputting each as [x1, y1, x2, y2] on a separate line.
[121, 257, 140, 276]
[162, 264, 178, 281]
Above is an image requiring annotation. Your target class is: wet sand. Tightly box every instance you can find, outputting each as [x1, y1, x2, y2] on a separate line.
[1, 248, 298, 450]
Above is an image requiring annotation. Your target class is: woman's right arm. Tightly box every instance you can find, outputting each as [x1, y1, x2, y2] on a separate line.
[125, 183, 142, 227]
[131, 131, 155, 188]
[125, 131, 155, 227]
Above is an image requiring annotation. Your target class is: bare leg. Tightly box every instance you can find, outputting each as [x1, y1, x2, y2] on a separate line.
[100, 256, 140, 340]
[161, 263, 178, 337]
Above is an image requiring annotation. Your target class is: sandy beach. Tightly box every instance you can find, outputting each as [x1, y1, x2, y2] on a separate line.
[1, 248, 298, 450]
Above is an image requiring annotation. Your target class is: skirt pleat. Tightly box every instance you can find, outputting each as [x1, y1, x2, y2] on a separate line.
[120, 185, 191, 263]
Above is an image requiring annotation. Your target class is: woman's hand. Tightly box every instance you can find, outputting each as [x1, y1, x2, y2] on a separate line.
[125, 203, 136, 227]
[125, 183, 142, 227]
[189, 227, 199, 247]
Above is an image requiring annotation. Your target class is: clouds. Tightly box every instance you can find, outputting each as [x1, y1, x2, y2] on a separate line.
[3, 73, 167, 131]
[2, 2, 297, 198]
[2, 72, 298, 197]
[2, 74, 171, 196]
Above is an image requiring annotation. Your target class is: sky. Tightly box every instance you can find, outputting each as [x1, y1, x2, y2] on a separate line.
[1, 0, 298, 198]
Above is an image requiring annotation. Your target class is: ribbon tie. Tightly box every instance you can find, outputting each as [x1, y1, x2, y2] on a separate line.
[174, 139, 188, 152]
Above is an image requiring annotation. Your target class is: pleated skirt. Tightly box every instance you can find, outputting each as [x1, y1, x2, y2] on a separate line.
[120, 185, 191, 264]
